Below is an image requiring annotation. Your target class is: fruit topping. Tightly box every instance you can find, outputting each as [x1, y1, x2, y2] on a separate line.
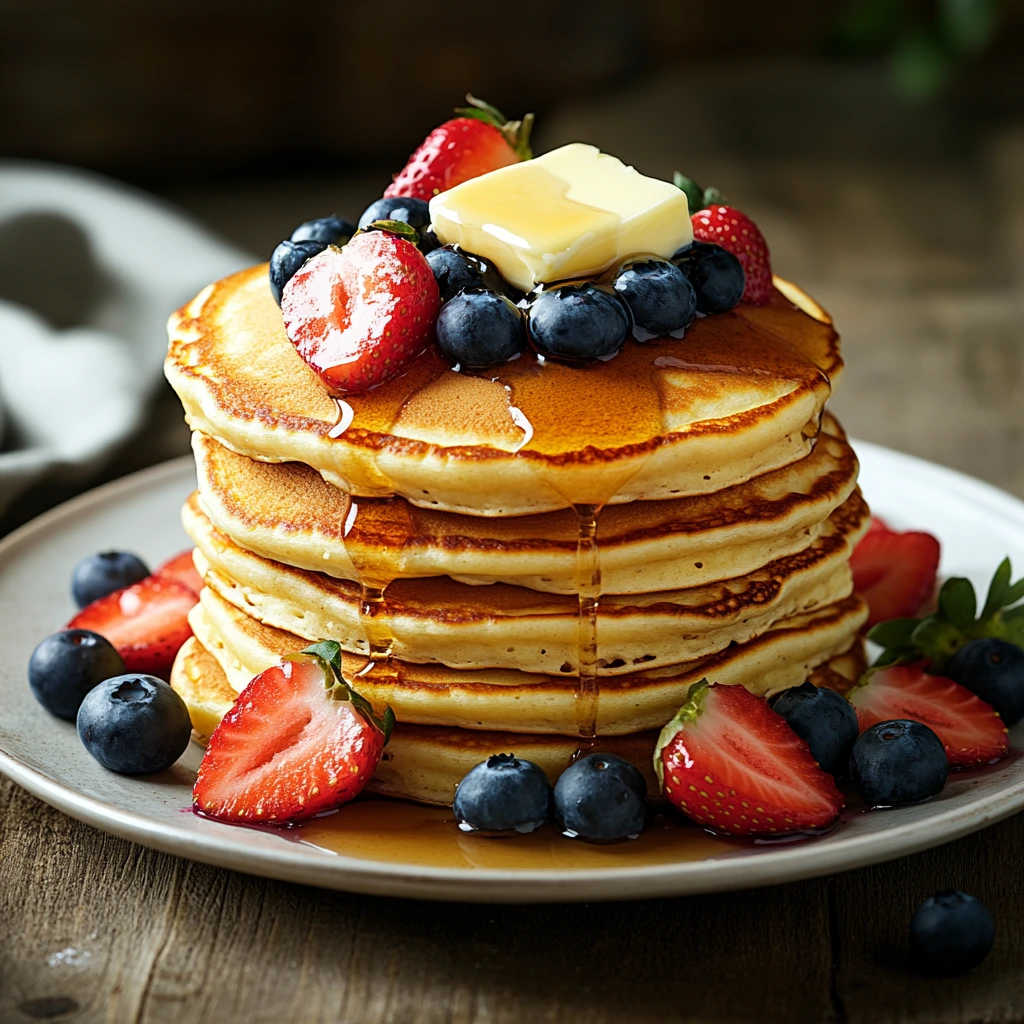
[850, 520, 940, 628]
[193, 640, 393, 824]
[848, 665, 1008, 768]
[71, 550, 150, 608]
[426, 245, 516, 303]
[436, 289, 526, 368]
[909, 890, 995, 975]
[655, 680, 843, 836]
[672, 242, 745, 314]
[453, 754, 554, 835]
[290, 215, 355, 247]
[357, 197, 437, 252]
[28, 629, 125, 721]
[154, 549, 203, 595]
[281, 230, 440, 395]
[67, 576, 197, 677]
[945, 638, 1024, 726]
[611, 257, 696, 339]
[385, 94, 532, 201]
[269, 238, 328, 306]
[526, 283, 631, 364]
[849, 720, 948, 808]
[768, 681, 859, 777]
[553, 752, 647, 843]
[690, 205, 773, 306]
[77, 673, 192, 774]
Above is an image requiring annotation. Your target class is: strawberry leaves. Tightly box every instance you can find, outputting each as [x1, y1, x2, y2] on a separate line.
[455, 94, 534, 160]
[672, 172, 726, 214]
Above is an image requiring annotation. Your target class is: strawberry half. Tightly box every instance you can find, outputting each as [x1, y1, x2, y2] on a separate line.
[849, 665, 1008, 768]
[850, 523, 940, 627]
[385, 95, 533, 201]
[193, 640, 394, 824]
[691, 205, 773, 306]
[282, 228, 440, 395]
[67, 576, 197, 677]
[155, 549, 203, 595]
[655, 681, 843, 836]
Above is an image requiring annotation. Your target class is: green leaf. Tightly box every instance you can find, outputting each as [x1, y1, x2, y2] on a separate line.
[455, 93, 507, 127]
[1004, 576, 1024, 607]
[910, 615, 965, 669]
[868, 617, 920, 651]
[938, 576, 977, 630]
[302, 639, 343, 679]
[702, 185, 727, 207]
[362, 219, 420, 245]
[673, 172, 705, 216]
[981, 557, 1012, 620]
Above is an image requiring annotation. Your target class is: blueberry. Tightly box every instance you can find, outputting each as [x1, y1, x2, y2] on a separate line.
[426, 245, 516, 303]
[769, 682, 859, 777]
[289, 215, 355, 246]
[612, 258, 697, 338]
[357, 197, 438, 252]
[527, 283, 631, 363]
[453, 753, 553, 835]
[909, 890, 995, 975]
[436, 289, 526, 369]
[673, 241, 745, 314]
[28, 630, 125, 720]
[945, 638, 1024, 726]
[269, 238, 328, 306]
[71, 551, 149, 608]
[554, 753, 647, 843]
[77, 674, 192, 774]
[849, 720, 948, 808]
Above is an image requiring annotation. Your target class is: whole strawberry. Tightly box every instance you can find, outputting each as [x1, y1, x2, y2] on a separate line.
[281, 225, 440, 395]
[385, 94, 533, 201]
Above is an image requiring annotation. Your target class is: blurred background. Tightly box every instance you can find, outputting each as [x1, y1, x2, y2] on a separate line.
[1, 0, 1023, 532]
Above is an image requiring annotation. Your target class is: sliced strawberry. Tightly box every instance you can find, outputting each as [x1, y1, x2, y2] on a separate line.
[864, 514, 891, 538]
[193, 642, 393, 824]
[850, 526, 940, 627]
[655, 681, 843, 835]
[849, 665, 1008, 768]
[691, 205, 773, 306]
[67, 576, 197, 677]
[155, 549, 203, 595]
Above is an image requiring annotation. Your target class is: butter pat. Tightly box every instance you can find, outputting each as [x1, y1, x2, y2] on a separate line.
[429, 143, 693, 292]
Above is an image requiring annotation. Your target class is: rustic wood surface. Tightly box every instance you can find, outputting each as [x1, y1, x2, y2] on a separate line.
[2, 70, 1023, 1022]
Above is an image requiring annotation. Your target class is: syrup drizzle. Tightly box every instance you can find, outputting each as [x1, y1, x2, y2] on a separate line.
[573, 504, 601, 741]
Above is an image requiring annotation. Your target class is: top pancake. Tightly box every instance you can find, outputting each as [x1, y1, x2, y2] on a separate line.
[166, 266, 842, 515]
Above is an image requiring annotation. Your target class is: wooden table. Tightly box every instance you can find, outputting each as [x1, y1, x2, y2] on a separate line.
[2, 68, 1023, 1022]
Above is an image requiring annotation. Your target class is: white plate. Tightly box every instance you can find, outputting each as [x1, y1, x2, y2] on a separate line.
[1, 445, 1023, 903]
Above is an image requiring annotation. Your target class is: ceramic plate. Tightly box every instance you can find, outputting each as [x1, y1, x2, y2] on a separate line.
[2, 446, 1024, 903]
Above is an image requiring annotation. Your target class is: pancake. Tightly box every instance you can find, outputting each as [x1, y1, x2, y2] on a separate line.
[189, 585, 868, 737]
[191, 414, 859, 595]
[166, 266, 841, 515]
[172, 636, 866, 805]
[185, 489, 868, 675]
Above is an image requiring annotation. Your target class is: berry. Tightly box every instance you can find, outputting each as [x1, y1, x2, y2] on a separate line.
[426, 245, 515, 303]
[612, 258, 697, 339]
[290, 215, 354, 246]
[656, 681, 843, 835]
[28, 630, 125, 720]
[77, 674, 192, 774]
[849, 665, 1008, 768]
[71, 551, 149, 608]
[385, 95, 532, 201]
[269, 238, 327, 306]
[945, 638, 1024, 726]
[690, 205, 773, 305]
[356, 197, 437, 251]
[154, 549, 202, 595]
[850, 524, 940, 627]
[453, 754, 553, 835]
[435, 289, 526, 368]
[768, 681, 859, 777]
[193, 642, 392, 824]
[849, 720, 948, 808]
[67, 576, 197, 677]
[909, 890, 995, 975]
[527, 283, 631, 363]
[553, 753, 647, 843]
[281, 232, 440, 395]
[673, 242, 745, 314]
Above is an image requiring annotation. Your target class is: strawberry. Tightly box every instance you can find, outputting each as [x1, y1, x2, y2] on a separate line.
[155, 549, 203, 595]
[691, 205, 773, 306]
[850, 525, 940, 627]
[67, 576, 197, 677]
[655, 681, 843, 836]
[282, 227, 440, 395]
[193, 640, 394, 824]
[385, 95, 533, 201]
[849, 665, 1008, 768]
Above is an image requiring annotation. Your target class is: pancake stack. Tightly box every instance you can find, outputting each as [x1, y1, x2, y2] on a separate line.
[165, 265, 869, 805]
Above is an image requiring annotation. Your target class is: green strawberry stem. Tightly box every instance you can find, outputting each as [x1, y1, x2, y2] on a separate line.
[455, 94, 534, 160]
[357, 219, 420, 246]
[672, 171, 727, 213]
[652, 677, 710, 790]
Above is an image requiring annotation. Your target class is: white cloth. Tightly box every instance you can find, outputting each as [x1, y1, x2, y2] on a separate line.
[0, 161, 254, 516]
